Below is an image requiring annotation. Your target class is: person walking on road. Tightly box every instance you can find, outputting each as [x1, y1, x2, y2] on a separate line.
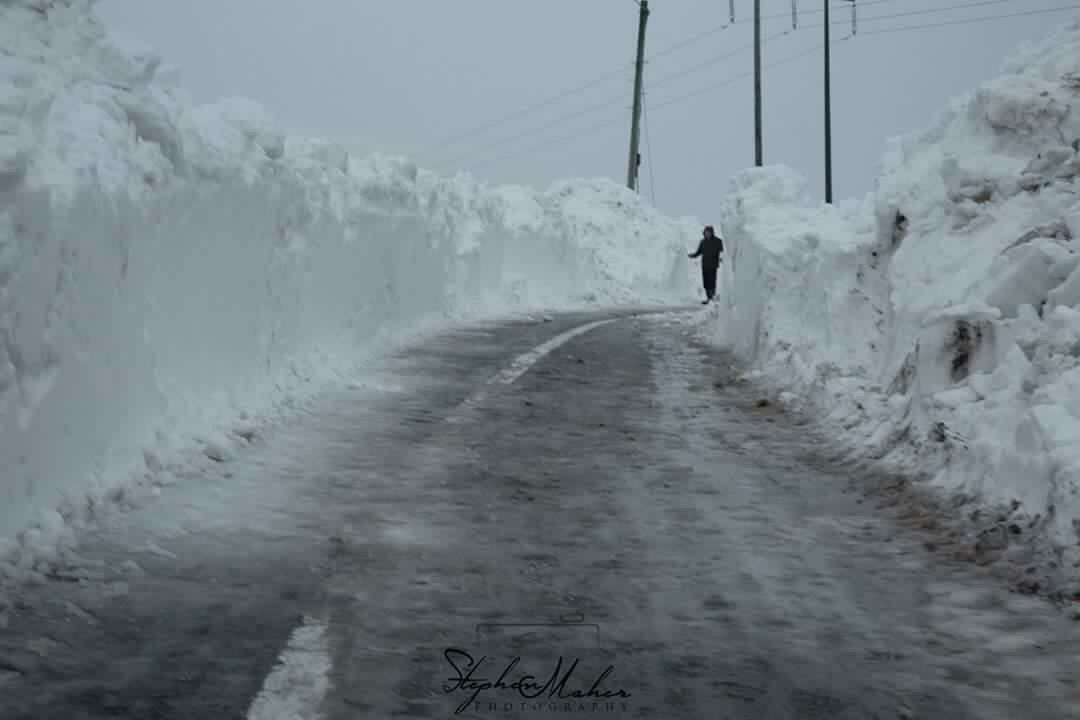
[688, 225, 723, 304]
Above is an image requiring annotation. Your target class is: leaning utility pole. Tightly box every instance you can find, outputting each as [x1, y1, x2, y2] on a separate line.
[627, 0, 650, 190]
[824, 0, 833, 203]
[753, 0, 763, 166]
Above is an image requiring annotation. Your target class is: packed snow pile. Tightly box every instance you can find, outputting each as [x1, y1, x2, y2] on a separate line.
[710, 17, 1080, 570]
[0, 0, 698, 575]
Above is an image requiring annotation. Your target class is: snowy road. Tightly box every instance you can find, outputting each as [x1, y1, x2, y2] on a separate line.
[2, 310, 1079, 719]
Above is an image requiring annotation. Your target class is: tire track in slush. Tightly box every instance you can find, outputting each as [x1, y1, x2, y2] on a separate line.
[634, 324, 917, 717]
[248, 318, 617, 720]
[636, 319, 1080, 720]
[254, 312, 1080, 720]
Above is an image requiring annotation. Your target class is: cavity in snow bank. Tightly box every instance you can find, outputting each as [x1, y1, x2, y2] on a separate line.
[709, 17, 1080, 574]
[0, 0, 699, 578]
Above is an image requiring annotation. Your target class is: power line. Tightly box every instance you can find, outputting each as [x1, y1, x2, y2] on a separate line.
[424, 67, 630, 153]
[439, 28, 804, 167]
[433, 0, 1036, 162]
[456, 2, 1077, 170]
[428, 0, 1014, 157]
[426, 1, 652, 153]
[642, 2, 1073, 119]
[640, 1, 1071, 120]
[648, 23, 732, 61]
[476, 39, 832, 170]
[819, 0, 1027, 28]
[830, 0, 897, 8]
[750, 0, 906, 24]
[758, 0, 887, 22]
[770, 0, 1040, 31]
[429, 8, 799, 155]
[439, 89, 630, 166]
[651, 40, 833, 112]
[855, 3, 1080, 35]
[650, 28, 795, 87]
[601, 2, 847, 65]
[471, 115, 626, 169]
[428, 36, 708, 153]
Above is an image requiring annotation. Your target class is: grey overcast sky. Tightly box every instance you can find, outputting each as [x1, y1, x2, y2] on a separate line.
[96, 1, 1067, 221]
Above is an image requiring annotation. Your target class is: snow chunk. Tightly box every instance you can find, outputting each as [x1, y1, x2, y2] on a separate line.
[212, 97, 285, 161]
[706, 15, 1080, 558]
[0, 0, 700, 574]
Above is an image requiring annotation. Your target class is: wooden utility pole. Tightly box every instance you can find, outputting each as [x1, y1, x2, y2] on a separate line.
[824, 0, 833, 203]
[754, 0, 763, 166]
[627, 0, 650, 190]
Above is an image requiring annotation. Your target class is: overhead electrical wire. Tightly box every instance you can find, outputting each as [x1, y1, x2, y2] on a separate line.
[438, 88, 633, 166]
[464, 1, 1074, 167]
[814, 0, 1032, 29]
[472, 39, 834, 169]
[649, 40, 835, 113]
[649, 28, 795, 87]
[440, 28, 800, 166]
[425, 68, 631, 152]
[434, 0, 1042, 167]
[855, 3, 1080, 35]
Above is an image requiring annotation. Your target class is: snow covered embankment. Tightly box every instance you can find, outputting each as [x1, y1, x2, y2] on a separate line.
[709, 18, 1080, 586]
[0, 1, 697, 576]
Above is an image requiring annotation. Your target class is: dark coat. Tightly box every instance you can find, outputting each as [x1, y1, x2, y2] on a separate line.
[690, 234, 724, 269]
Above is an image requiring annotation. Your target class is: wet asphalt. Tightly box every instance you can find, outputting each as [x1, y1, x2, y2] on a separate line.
[1, 308, 1079, 720]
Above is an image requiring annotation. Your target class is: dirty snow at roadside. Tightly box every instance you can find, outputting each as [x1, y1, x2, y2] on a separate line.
[705, 16, 1080, 589]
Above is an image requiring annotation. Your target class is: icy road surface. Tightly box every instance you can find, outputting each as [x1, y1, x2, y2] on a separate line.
[1, 310, 1079, 719]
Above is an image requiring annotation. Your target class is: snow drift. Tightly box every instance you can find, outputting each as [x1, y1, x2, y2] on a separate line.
[710, 17, 1080, 575]
[0, 0, 698, 574]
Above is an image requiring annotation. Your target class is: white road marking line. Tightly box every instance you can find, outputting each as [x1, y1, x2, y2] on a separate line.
[445, 319, 616, 424]
[247, 616, 331, 720]
[489, 319, 615, 386]
[247, 318, 620, 712]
